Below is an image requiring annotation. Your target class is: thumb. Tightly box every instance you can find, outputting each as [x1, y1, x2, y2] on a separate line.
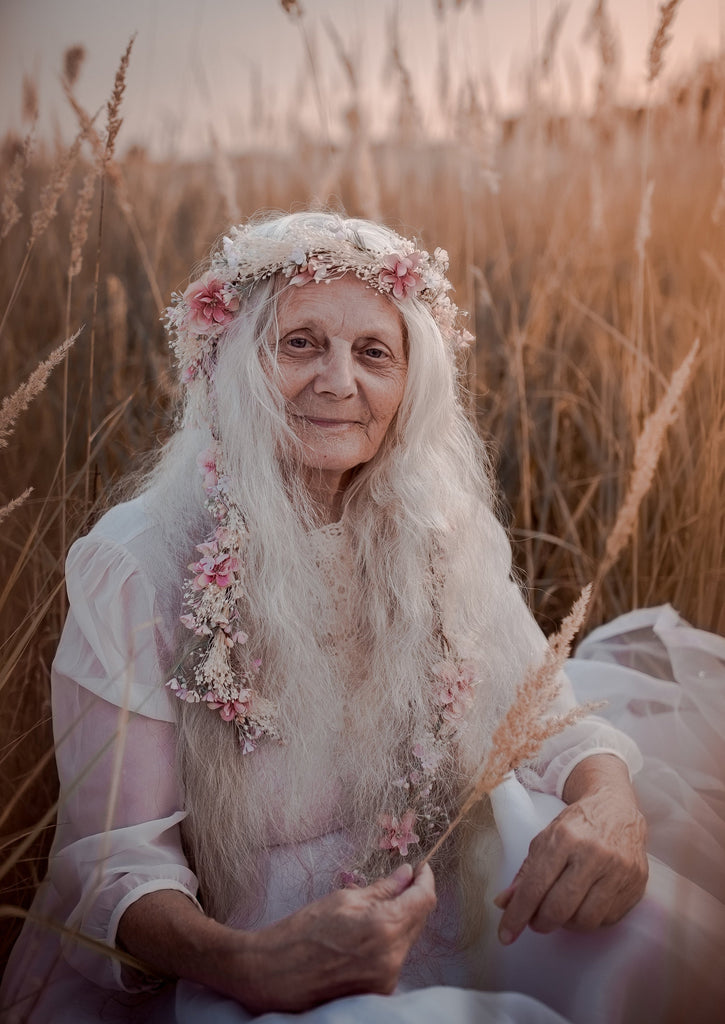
[369, 863, 414, 899]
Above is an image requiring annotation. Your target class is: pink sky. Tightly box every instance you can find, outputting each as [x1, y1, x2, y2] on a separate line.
[1, 0, 721, 156]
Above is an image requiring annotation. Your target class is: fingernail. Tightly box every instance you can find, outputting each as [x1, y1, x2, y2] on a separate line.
[499, 928, 514, 946]
[392, 864, 413, 884]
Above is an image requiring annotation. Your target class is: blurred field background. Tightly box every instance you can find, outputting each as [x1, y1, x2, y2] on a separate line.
[1, 0, 724, 973]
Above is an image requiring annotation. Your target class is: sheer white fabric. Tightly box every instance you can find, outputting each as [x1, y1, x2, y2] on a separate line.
[1, 499, 723, 1023]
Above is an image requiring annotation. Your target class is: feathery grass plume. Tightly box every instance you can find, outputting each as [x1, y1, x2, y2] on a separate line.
[21, 75, 39, 123]
[28, 130, 84, 246]
[541, 2, 571, 78]
[104, 35, 135, 164]
[0, 488, 33, 525]
[420, 586, 595, 866]
[69, 161, 98, 279]
[387, 8, 420, 142]
[647, 1, 683, 85]
[211, 135, 240, 225]
[63, 45, 86, 88]
[597, 338, 700, 582]
[712, 127, 725, 225]
[582, 0, 619, 109]
[635, 178, 655, 263]
[0, 128, 35, 241]
[106, 274, 129, 403]
[0, 331, 81, 449]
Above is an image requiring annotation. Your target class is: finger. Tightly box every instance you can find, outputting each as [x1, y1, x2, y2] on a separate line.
[565, 876, 616, 931]
[528, 862, 596, 934]
[493, 885, 515, 910]
[497, 848, 569, 945]
[370, 863, 414, 899]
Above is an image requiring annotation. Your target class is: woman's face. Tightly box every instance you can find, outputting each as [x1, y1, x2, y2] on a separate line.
[273, 274, 407, 499]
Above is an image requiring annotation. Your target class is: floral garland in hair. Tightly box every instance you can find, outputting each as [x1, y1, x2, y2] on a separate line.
[166, 443, 280, 753]
[340, 659, 478, 887]
[163, 218, 474, 387]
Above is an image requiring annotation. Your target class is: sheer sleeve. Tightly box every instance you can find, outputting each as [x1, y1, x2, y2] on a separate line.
[49, 533, 200, 992]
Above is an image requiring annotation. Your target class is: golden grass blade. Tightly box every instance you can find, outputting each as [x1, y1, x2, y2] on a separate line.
[647, 0, 683, 84]
[0, 487, 33, 525]
[597, 338, 700, 582]
[420, 585, 595, 866]
[0, 331, 82, 449]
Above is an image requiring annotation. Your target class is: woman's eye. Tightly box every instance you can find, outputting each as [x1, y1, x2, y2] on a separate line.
[286, 336, 310, 349]
[364, 346, 387, 360]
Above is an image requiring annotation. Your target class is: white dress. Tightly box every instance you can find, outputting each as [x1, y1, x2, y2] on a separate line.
[1, 498, 724, 1024]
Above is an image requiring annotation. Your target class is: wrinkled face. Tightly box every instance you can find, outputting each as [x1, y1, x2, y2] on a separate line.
[273, 274, 408, 491]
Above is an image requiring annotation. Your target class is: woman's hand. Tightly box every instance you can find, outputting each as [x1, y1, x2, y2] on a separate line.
[494, 754, 648, 945]
[118, 862, 436, 1013]
[229, 862, 436, 1012]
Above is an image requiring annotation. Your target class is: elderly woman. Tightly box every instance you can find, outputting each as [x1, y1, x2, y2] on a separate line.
[2, 212, 724, 1024]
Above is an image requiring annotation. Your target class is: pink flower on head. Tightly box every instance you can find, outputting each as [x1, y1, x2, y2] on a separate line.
[290, 259, 328, 287]
[378, 809, 419, 858]
[379, 252, 424, 299]
[184, 273, 240, 333]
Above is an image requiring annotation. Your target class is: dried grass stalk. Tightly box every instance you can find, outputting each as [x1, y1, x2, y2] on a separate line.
[647, 1, 683, 84]
[0, 331, 81, 449]
[21, 75, 39, 123]
[421, 585, 595, 866]
[598, 338, 700, 580]
[0, 128, 35, 241]
[0, 487, 33, 525]
[63, 45, 86, 88]
[69, 162, 98, 279]
[104, 35, 135, 164]
[29, 132, 84, 246]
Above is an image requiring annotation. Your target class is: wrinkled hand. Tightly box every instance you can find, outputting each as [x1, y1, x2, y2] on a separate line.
[495, 755, 648, 945]
[231, 862, 436, 1013]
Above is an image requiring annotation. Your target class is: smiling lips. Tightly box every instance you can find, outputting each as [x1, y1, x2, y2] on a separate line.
[297, 415, 360, 428]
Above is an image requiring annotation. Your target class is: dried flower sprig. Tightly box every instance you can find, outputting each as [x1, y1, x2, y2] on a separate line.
[419, 585, 596, 867]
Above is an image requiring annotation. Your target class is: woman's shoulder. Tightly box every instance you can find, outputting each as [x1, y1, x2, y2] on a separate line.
[67, 496, 161, 575]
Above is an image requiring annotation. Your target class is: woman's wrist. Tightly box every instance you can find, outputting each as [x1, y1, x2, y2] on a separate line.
[117, 889, 251, 996]
[561, 751, 636, 805]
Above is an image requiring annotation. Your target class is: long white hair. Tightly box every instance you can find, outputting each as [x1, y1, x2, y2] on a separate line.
[139, 212, 544, 923]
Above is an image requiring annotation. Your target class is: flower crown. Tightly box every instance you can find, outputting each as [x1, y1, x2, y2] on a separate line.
[164, 219, 473, 385]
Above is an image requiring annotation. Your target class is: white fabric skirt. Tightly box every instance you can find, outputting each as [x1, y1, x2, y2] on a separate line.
[3, 606, 724, 1024]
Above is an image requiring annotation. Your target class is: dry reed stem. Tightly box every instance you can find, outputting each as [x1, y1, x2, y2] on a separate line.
[0, 331, 81, 449]
[597, 338, 700, 584]
[22, 75, 39, 123]
[63, 45, 86, 88]
[1, 127, 35, 241]
[421, 586, 595, 866]
[29, 132, 85, 246]
[0, 487, 32, 525]
[69, 162, 99, 279]
[541, 2, 571, 78]
[647, 1, 683, 84]
[104, 36, 135, 166]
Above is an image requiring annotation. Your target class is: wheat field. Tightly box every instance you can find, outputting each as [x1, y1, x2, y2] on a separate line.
[1, 2, 724, 972]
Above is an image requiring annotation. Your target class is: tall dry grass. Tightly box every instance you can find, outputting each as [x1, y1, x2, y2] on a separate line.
[1, 3, 724, 977]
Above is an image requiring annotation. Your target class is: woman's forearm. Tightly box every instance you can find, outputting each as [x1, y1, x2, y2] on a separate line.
[117, 890, 243, 990]
[561, 751, 638, 805]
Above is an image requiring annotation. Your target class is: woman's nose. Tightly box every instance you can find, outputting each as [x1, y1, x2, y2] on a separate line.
[313, 345, 357, 398]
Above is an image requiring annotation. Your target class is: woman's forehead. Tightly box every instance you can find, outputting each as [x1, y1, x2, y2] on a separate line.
[277, 274, 404, 339]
